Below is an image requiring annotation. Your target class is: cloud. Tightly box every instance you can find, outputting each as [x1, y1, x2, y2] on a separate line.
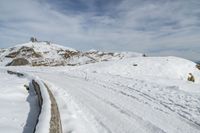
[0, 0, 200, 61]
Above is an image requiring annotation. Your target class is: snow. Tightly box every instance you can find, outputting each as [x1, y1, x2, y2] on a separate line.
[0, 69, 39, 133]
[15, 42, 77, 52]
[0, 42, 144, 66]
[72, 56, 200, 83]
[119, 51, 144, 58]
[2, 40, 200, 133]
[34, 72, 200, 133]
[0, 42, 78, 66]
[0, 68, 52, 133]
[7, 56, 200, 133]
[87, 49, 98, 52]
[32, 77, 51, 133]
[44, 81, 98, 133]
[14, 42, 76, 61]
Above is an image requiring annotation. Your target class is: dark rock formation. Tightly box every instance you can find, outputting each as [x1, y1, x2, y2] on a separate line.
[187, 73, 195, 82]
[6, 58, 29, 66]
[196, 64, 200, 70]
[5, 46, 42, 58]
[7, 70, 24, 77]
[58, 50, 79, 59]
[5, 51, 20, 58]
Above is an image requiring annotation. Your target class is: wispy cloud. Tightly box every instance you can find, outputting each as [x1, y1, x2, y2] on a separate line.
[0, 0, 200, 61]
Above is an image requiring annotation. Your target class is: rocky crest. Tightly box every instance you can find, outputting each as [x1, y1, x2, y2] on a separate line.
[0, 41, 144, 66]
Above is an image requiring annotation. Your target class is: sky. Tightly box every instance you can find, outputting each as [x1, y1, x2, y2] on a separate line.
[0, 0, 200, 61]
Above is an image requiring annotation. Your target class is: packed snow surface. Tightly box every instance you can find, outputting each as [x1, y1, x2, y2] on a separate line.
[8, 56, 200, 133]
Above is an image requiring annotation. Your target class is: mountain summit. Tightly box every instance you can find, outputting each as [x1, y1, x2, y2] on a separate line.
[0, 40, 144, 66]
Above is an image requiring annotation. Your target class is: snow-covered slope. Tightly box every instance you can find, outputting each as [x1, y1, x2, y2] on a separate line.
[1, 40, 200, 133]
[0, 42, 143, 66]
[0, 69, 39, 133]
[7, 56, 200, 133]
[72, 56, 200, 83]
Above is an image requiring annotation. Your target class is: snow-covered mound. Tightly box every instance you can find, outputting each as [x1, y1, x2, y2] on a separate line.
[73, 56, 200, 83]
[0, 41, 143, 66]
[0, 69, 39, 133]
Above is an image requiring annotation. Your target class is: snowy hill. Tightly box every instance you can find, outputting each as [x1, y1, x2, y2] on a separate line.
[1, 40, 200, 133]
[0, 41, 143, 66]
[5, 55, 200, 133]
[72, 56, 200, 83]
[0, 69, 39, 133]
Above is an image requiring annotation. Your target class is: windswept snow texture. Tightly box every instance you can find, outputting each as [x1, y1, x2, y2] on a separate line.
[0, 69, 39, 133]
[8, 56, 200, 133]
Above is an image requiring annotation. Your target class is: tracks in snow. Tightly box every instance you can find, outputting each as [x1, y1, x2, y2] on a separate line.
[90, 74, 200, 129]
[36, 73, 200, 133]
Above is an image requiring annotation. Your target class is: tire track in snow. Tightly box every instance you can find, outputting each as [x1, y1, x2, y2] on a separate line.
[35, 72, 200, 133]
[91, 77, 200, 129]
[92, 80, 169, 115]
[80, 85, 166, 133]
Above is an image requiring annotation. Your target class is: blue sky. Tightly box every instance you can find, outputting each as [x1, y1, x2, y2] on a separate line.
[0, 0, 200, 61]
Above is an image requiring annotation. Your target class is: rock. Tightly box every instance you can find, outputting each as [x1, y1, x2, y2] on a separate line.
[5, 46, 42, 58]
[24, 85, 29, 90]
[7, 70, 24, 77]
[59, 50, 79, 59]
[187, 73, 195, 82]
[5, 51, 19, 58]
[6, 58, 29, 66]
[196, 64, 200, 70]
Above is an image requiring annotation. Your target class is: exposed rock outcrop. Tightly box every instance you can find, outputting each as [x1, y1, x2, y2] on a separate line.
[0, 41, 143, 66]
[6, 58, 29, 66]
[196, 64, 200, 70]
[187, 73, 195, 82]
[5, 46, 42, 58]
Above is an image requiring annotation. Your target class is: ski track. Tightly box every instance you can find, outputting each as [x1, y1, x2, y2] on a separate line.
[35, 72, 200, 133]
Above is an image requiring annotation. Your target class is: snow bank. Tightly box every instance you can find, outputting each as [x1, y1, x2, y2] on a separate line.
[32, 77, 51, 133]
[72, 56, 200, 83]
[44, 81, 98, 133]
[0, 69, 39, 133]
[31, 76, 62, 133]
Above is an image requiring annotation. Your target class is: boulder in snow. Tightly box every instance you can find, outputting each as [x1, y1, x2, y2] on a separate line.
[187, 73, 195, 82]
[196, 64, 200, 70]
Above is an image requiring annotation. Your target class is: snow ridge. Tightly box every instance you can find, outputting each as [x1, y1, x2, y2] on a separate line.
[0, 41, 144, 66]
